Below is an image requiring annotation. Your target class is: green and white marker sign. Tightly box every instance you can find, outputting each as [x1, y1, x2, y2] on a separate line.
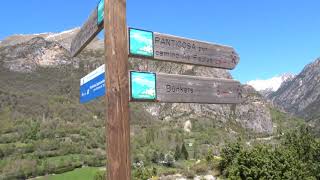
[129, 28, 154, 57]
[130, 71, 156, 101]
[97, 0, 104, 25]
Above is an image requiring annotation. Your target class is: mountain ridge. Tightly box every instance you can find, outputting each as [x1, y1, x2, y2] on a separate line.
[0, 28, 274, 134]
[268, 58, 320, 121]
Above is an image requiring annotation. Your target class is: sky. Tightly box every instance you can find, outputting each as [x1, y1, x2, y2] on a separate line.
[0, 0, 320, 83]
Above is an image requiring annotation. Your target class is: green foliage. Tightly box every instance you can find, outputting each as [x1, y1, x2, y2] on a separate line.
[174, 144, 181, 160]
[0, 148, 3, 158]
[220, 126, 320, 179]
[181, 143, 189, 160]
[150, 151, 160, 164]
[132, 166, 157, 180]
[146, 128, 155, 144]
[206, 149, 214, 162]
[270, 107, 305, 136]
[159, 152, 165, 162]
[183, 169, 196, 179]
[191, 161, 208, 174]
[37, 167, 102, 180]
[152, 166, 157, 176]
[220, 140, 242, 170]
[164, 152, 175, 167]
[93, 170, 106, 180]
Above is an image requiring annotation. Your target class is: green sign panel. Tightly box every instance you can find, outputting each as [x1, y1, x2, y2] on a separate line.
[130, 71, 156, 101]
[129, 28, 154, 57]
[97, 0, 104, 25]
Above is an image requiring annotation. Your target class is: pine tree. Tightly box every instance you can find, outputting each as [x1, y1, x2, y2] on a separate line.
[181, 143, 189, 160]
[174, 144, 181, 160]
[151, 151, 158, 163]
[159, 152, 165, 162]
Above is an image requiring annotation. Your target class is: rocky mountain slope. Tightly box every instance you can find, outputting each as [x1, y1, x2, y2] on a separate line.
[0, 29, 274, 134]
[268, 58, 320, 121]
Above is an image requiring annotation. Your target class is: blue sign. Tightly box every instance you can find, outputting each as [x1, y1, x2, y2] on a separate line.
[80, 65, 106, 103]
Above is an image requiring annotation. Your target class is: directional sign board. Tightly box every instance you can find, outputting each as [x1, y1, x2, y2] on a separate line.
[80, 64, 105, 103]
[130, 71, 243, 104]
[70, 0, 104, 57]
[128, 28, 239, 69]
[156, 73, 242, 104]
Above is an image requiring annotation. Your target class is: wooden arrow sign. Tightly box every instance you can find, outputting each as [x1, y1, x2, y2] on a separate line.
[130, 71, 243, 104]
[128, 28, 240, 69]
[70, 0, 104, 57]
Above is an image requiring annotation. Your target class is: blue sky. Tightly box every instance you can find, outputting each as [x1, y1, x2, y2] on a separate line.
[1, 0, 319, 83]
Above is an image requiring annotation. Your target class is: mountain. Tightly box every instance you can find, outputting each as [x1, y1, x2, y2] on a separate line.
[0, 29, 301, 179]
[0, 29, 275, 134]
[268, 58, 320, 121]
[247, 73, 295, 97]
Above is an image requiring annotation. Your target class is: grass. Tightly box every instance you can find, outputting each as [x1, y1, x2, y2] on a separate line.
[35, 167, 103, 180]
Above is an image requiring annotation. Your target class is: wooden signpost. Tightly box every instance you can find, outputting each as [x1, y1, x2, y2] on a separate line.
[70, 0, 243, 179]
[128, 28, 239, 69]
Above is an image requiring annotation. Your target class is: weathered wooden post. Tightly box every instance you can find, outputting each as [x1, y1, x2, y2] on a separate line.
[104, 0, 131, 179]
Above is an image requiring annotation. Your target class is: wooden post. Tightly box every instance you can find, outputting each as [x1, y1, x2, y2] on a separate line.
[104, 0, 131, 180]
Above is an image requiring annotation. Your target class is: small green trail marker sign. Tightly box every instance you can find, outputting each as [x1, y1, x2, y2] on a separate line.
[97, 0, 104, 25]
[130, 71, 156, 101]
[129, 28, 154, 57]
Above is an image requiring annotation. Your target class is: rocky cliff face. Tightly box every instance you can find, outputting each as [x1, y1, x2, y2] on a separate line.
[0, 29, 273, 134]
[268, 58, 320, 120]
[0, 37, 72, 72]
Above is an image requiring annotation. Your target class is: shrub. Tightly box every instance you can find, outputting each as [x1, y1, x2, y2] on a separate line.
[174, 144, 181, 160]
[163, 152, 175, 167]
[183, 169, 195, 179]
[94, 170, 106, 180]
[220, 126, 320, 179]
[191, 162, 208, 174]
[220, 140, 242, 171]
[0, 148, 4, 158]
[132, 166, 153, 180]
[159, 169, 177, 176]
[181, 144, 189, 160]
